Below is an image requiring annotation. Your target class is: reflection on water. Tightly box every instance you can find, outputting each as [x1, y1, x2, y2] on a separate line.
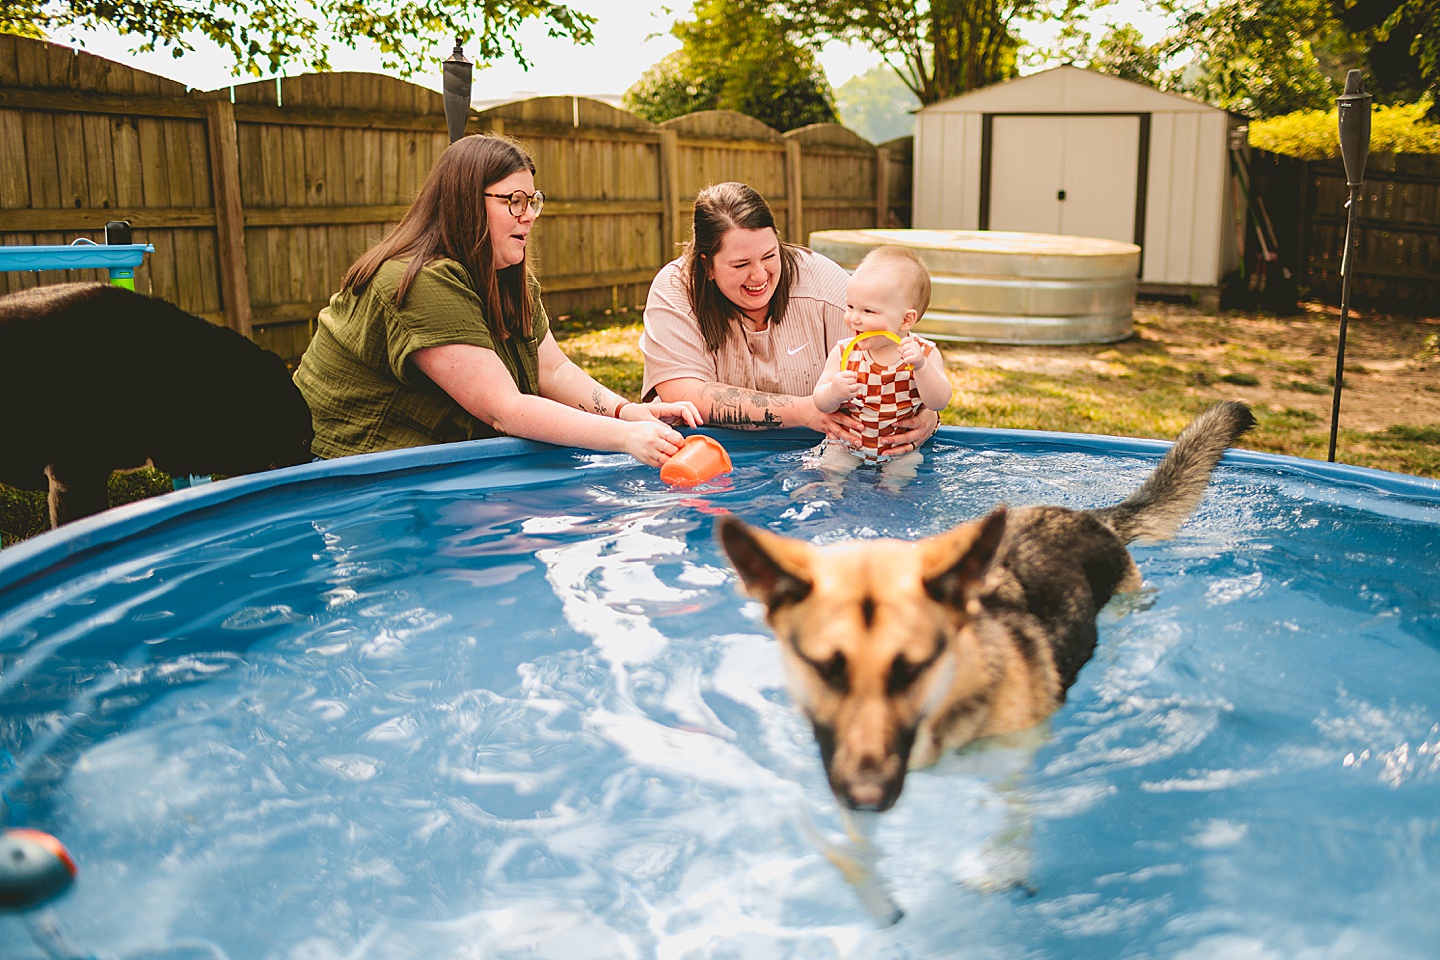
[1, 439, 1438, 958]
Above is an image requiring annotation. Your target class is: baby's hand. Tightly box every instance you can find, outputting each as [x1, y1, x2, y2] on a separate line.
[826, 370, 864, 403]
[898, 337, 926, 370]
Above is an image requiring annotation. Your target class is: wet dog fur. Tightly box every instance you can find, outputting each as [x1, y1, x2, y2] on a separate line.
[0, 282, 314, 528]
[717, 401, 1255, 814]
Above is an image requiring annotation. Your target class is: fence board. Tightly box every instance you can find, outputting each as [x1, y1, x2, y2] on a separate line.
[20, 111, 60, 208]
[0, 39, 18, 86]
[80, 112, 116, 209]
[0, 110, 30, 207]
[55, 110, 89, 208]
[880, 136, 914, 227]
[1252, 148, 1440, 312]
[3, 37, 905, 358]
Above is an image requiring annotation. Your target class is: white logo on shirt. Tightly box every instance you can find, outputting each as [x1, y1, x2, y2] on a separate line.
[786, 344, 809, 355]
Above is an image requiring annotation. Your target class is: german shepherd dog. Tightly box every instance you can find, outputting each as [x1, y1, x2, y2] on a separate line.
[717, 401, 1255, 816]
[0, 282, 314, 529]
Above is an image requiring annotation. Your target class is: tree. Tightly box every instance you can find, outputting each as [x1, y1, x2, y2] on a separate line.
[624, 51, 725, 124]
[0, 0, 596, 79]
[1152, 0, 1439, 118]
[834, 64, 921, 143]
[1334, 0, 1440, 114]
[622, 0, 836, 131]
[775, 0, 1047, 105]
[1088, 24, 1164, 86]
[1155, 0, 1359, 117]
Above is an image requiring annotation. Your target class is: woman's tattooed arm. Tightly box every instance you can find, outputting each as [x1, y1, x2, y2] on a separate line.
[700, 384, 796, 429]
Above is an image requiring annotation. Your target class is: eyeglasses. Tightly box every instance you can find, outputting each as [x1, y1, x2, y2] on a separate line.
[484, 190, 545, 217]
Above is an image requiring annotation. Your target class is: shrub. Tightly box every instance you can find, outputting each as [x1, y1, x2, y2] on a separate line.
[1250, 101, 1440, 159]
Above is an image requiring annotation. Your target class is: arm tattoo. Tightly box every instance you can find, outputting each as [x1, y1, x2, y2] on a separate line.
[703, 385, 792, 430]
[588, 387, 607, 415]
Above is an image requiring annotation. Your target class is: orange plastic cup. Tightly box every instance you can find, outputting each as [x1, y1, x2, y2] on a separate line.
[660, 435, 733, 487]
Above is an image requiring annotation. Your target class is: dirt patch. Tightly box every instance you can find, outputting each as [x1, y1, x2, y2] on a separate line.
[941, 301, 1440, 434]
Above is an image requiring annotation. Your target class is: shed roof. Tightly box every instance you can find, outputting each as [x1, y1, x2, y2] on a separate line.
[918, 65, 1231, 116]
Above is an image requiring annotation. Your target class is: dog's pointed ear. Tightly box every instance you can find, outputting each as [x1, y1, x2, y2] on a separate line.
[715, 515, 814, 610]
[920, 506, 1007, 609]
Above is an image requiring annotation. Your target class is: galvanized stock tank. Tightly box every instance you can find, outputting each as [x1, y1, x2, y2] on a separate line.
[807, 229, 1140, 345]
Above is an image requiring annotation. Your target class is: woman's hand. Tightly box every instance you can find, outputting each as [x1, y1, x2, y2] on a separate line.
[621, 399, 703, 428]
[813, 405, 863, 446]
[621, 420, 687, 468]
[878, 407, 940, 457]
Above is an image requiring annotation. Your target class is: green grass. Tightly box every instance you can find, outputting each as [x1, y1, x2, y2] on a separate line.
[1, 468, 176, 547]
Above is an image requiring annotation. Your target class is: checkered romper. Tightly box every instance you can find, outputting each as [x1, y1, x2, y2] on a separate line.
[839, 335, 935, 463]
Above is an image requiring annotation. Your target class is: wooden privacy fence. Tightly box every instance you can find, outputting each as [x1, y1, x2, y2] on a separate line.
[0, 36, 913, 362]
[1250, 147, 1440, 311]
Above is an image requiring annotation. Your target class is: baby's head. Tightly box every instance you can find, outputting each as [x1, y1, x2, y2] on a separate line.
[846, 245, 932, 336]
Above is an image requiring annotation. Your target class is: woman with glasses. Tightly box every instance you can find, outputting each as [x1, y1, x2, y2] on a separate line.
[639, 182, 936, 455]
[296, 134, 700, 465]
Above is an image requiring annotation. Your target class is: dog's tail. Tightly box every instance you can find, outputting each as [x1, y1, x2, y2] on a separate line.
[1089, 400, 1255, 543]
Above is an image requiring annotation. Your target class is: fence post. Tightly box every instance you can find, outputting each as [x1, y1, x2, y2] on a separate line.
[659, 128, 681, 258]
[785, 139, 804, 244]
[203, 96, 252, 338]
[874, 145, 890, 229]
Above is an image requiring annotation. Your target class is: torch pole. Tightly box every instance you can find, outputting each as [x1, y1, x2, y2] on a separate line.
[1328, 186, 1360, 462]
[1328, 69, 1372, 463]
[442, 39, 473, 144]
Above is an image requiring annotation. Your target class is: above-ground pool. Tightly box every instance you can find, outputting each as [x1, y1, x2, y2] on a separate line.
[2, 428, 1438, 959]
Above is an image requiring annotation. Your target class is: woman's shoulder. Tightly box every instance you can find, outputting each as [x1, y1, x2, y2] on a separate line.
[357, 258, 486, 328]
[791, 248, 850, 300]
[644, 256, 695, 314]
[651, 255, 690, 289]
[366, 256, 470, 291]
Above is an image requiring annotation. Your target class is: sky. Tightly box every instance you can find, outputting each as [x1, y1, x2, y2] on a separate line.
[53, 0, 1167, 100]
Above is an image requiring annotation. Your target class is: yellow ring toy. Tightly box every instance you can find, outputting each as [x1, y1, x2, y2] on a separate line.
[840, 330, 910, 369]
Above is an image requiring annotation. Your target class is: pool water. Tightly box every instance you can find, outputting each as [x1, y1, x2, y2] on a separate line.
[1, 431, 1438, 959]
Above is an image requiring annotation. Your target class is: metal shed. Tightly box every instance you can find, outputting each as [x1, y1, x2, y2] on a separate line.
[913, 65, 1247, 300]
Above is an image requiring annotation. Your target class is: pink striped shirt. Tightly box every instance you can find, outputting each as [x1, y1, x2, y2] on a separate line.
[640, 251, 849, 400]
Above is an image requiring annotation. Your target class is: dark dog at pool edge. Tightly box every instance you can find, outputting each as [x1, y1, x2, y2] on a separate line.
[0, 282, 314, 528]
[717, 400, 1255, 814]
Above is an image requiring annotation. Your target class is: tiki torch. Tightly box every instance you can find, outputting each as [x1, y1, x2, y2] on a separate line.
[1327, 69, 1372, 462]
[443, 39, 473, 144]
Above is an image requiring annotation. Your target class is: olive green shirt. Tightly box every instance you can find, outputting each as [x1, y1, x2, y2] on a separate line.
[295, 258, 548, 459]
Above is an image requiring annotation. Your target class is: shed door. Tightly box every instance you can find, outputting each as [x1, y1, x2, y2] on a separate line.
[988, 115, 1142, 245]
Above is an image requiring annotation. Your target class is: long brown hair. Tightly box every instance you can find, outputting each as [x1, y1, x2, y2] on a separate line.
[342, 134, 537, 341]
[683, 182, 801, 354]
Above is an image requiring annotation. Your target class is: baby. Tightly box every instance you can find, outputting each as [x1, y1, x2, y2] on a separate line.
[809, 245, 952, 492]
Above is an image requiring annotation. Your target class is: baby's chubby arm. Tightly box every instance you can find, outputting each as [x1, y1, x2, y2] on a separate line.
[812, 343, 864, 412]
[901, 337, 952, 412]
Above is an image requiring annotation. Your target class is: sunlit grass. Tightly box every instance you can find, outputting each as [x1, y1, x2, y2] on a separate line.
[1, 468, 174, 547]
[553, 310, 1437, 479]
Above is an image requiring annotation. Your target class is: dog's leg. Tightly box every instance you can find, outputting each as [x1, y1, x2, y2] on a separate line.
[948, 727, 1047, 895]
[969, 785, 1036, 896]
[44, 463, 112, 528]
[797, 803, 904, 925]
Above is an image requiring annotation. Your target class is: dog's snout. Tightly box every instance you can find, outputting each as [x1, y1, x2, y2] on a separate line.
[834, 750, 906, 812]
[840, 771, 904, 812]
[844, 782, 893, 812]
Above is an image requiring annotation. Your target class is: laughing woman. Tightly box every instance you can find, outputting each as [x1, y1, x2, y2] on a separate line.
[639, 181, 936, 454]
[295, 134, 700, 466]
